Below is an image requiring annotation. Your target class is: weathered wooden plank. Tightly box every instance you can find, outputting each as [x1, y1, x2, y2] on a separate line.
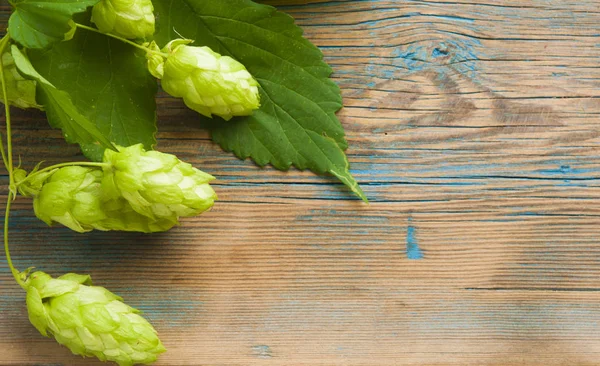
[2, 0, 600, 365]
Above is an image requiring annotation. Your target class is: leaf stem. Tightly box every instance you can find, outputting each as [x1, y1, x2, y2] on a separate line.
[15, 161, 110, 188]
[74, 23, 169, 58]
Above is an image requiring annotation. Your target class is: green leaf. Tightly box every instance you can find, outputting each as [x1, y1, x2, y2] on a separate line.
[152, 0, 367, 201]
[11, 45, 116, 152]
[28, 16, 158, 161]
[8, 0, 100, 49]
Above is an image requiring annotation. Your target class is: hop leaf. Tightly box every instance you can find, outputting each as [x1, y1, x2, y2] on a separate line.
[8, 0, 98, 49]
[31, 166, 177, 233]
[92, 0, 155, 39]
[0, 50, 43, 110]
[151, 39, 260, 121]
[25, 271, 166, 366]
[102, 144, 217, 221]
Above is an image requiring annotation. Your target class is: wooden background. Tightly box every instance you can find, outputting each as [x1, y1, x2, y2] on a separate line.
[2, 0, 600, 364]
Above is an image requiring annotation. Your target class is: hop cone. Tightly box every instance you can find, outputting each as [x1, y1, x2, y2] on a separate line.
[0, 50, 42, 110]
[92, 0, 155, 39]
[151, 39, 260, 121]
[102, 144, 217, 221]
[30, 166, 177, 233]
[25, 271, 165, 366]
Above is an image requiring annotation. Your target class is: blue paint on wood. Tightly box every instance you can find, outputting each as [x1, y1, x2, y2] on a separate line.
[432, 47, 449, 58]
[389, 38, 483, 81]
[406, 218, 424, 260]
[251, 345, 273, 359]
[119, 288, 205, 328]
[537, 165, 597, 177]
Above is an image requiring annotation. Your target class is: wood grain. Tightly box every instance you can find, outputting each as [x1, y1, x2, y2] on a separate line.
[2, 0, 600, 365]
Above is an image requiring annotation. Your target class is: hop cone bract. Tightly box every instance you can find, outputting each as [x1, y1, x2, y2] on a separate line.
[152, 39, 260, 121]
[64, 20, 77, 41]
[25, 271, 165, 366]
[92, 0, 155, 39]
[31, 166, 177, 233]
[102, 144, 217, 221]
[144, 41, 164, 79]
[0, 50, 42, 110]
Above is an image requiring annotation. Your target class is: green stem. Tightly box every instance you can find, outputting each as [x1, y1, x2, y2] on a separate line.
[15, 161, 110, 188]
[0, 35, 24, 289]
[74, 23, 169, 58]
[4, 191, 24, 289]
[0, 39, 15, 196]
[0, 35, 12, 173]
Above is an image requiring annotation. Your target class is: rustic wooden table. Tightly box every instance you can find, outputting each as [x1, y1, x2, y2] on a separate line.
[2, 0, 600, 365]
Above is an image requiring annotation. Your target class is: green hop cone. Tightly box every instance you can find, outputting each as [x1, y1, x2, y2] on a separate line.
[102, 144, 217, 221]
[25, 271, 165, 366]
[30, 166, 177, 233]
[0, 50, 43, 110]
[150, 39, 260, 121]
[92, 0, 155, 39]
